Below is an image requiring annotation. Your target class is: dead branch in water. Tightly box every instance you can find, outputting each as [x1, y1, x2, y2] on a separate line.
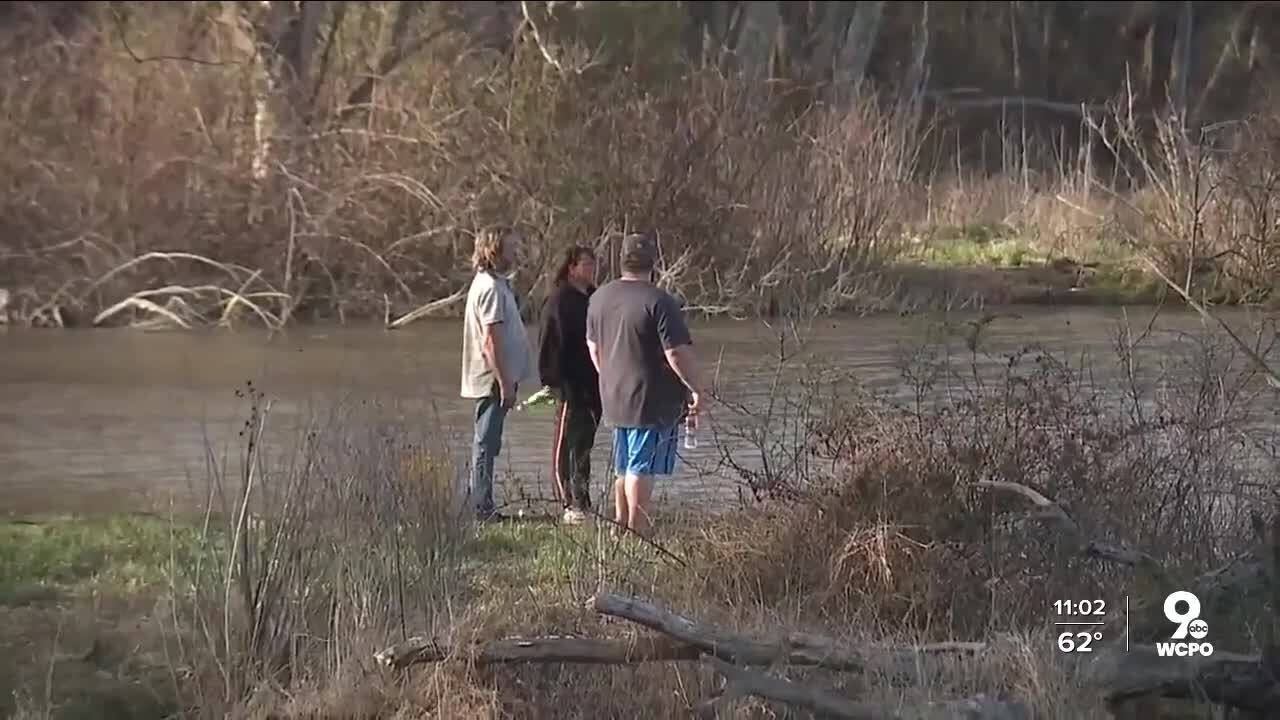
[386, 287, 467, 329]
[92, 284, 288, 329]
[93, 296, 193, 329]
[82, 251, 263, 297]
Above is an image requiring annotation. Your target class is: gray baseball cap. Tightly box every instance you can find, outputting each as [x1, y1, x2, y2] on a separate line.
[621, 232, 657, 268]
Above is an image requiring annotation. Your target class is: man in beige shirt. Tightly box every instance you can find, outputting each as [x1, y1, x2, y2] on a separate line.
[460, 226, 534, 522]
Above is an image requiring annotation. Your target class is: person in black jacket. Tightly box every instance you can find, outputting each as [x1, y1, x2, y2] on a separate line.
[538, 244, 601, 525]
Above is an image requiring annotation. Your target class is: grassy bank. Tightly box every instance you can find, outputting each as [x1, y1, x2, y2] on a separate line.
[0, 514, 197, 719]
[0, 512, 1106, 719]
[4, 319, 1278, 718]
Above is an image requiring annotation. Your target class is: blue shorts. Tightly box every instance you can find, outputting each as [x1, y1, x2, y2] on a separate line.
[613, 425, 680, 477]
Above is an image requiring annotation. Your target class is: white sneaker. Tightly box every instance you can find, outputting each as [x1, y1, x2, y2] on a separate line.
[562, 508, 589, 526]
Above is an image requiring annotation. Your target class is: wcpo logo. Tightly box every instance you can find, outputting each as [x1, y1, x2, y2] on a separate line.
[1155, 590, 1214, 657]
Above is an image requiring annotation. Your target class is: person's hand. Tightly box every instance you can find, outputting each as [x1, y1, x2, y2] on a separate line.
[500, 380, 517, 410]
[687, 390, 702, 418]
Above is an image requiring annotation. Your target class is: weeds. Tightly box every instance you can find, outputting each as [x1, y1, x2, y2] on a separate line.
[0, 6, 927, 330]
[3, 313, 1277, 716]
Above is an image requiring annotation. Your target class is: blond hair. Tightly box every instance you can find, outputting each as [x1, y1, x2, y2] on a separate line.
[471, 226, 515, 272]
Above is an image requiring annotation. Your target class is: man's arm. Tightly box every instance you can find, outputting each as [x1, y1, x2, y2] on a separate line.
[585, 302, 602, 373]
[482, 325, 511, 388]
[655, 295, 705, 407]
[664, 344, 704, 404]
[586, 339, 601, 373]
[475, 285, 514, 403]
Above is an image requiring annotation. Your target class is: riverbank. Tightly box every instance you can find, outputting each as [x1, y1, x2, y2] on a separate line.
[5, 219, 1250, 332]
[4, 326, 1278, 717]
[0, 511, 1105, 720]
[0, 255, 1182, 332]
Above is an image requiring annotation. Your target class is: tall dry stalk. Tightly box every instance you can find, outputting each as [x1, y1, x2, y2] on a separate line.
[161, 382, 467, 714]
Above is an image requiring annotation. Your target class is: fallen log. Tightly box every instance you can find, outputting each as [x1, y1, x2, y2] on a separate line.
[375, 589, 1279, 716]
[706, 658, 1033, 720]
[373, 634, 700, 670]
[1088, 646, 1280, 713]
[590, 592, 985, 679]
[705, 658, 890, 720]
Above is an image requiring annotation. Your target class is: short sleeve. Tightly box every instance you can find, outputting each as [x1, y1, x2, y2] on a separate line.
[586, 298, 599, 343]
[475, 283, 504, 326]
[654, 292, 692, 350]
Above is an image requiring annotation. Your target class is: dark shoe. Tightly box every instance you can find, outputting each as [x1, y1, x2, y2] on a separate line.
[476, 511, 511, 525]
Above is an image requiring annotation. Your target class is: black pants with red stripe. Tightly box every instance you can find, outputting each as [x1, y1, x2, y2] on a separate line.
[553, 392, 599, 511]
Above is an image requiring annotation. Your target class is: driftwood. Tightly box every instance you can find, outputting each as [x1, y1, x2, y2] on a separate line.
[704, 657, 896, 720]
[704, 659, 1034, 720]
[369, 470, 1280, 716]
[373, 634, 698, 670]
[1089, 646, 1280, 712]
[591, 591, 985, 680]
[373, 587, 1280, 717]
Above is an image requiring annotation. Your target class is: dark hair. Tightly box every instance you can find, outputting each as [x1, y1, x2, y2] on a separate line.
[552, 244, 596, 287]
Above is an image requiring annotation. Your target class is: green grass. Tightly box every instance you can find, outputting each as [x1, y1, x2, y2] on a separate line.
[0, 514, 209, 607]
[0, 514, 209, 719]
[0, 511, 685, 718]
[909, 222, 1046, 268]
[466, 521, 584, 584]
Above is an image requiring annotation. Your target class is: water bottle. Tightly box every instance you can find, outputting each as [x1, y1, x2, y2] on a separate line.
[684, 413, 699, 450]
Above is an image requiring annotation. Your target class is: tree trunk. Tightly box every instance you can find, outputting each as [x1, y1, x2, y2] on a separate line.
[1192, 2, 1257, 125]
[1039, 2, 1054, 99]
[903, 0, 930, 103]
[1169, 0, 1195, 124]
[834, 0, 885, 92]
[732, 0, 780, 82]
[682, 0, 743, 68]
[341, 1, 432, 118]
[1139, 10, 1176, 113]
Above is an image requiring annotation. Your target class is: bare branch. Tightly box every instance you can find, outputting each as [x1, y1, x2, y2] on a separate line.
[923, 90, 1099, 117]
[386, 288, 468, 329]
[373, 634, 700, 670]
[1138, 255, 1280, 390]
[110, 7, 241, 66]
[974, 480, 1158, 568]
[589, 592, 985, 680]
[519, 1, 564, 74]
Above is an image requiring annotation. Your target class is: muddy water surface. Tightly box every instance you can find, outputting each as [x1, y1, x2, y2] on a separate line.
[0, 306, 1272, 516]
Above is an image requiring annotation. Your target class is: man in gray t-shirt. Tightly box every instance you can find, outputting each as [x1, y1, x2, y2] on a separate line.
[460, 226, 534, 522]
[586, 231, 705, 536]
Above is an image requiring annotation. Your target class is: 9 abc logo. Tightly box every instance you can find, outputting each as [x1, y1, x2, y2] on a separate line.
[1156, 590, 1214, 658]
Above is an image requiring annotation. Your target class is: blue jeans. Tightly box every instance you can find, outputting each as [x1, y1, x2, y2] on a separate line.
[469, 382, 514, 518]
